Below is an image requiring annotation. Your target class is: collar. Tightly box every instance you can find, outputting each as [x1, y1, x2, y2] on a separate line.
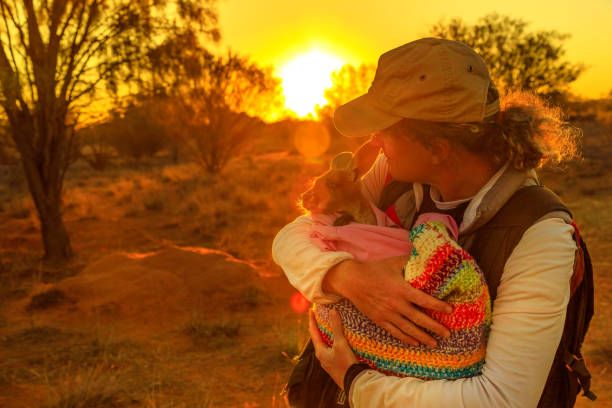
[413, 163, 539, 234]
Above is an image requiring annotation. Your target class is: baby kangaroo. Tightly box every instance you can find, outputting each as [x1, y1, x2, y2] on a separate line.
[300, 141, 380, 226]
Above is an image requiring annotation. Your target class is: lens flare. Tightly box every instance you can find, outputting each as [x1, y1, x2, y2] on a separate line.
[290, 291, 311, 313]
[292, 120, 330, 158]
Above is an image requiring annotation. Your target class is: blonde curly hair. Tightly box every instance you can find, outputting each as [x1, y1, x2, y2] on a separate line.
[385, 91, 580, 171]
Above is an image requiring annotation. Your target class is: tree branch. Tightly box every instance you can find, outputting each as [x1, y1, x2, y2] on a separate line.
[1, 1, 29, 60]
[48, 0, 69, 69]
[58, 0, 90, 103]
[22, 0, 44, 65]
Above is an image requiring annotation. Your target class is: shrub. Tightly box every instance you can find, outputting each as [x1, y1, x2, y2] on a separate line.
[107, 101, 170, 161]
[26, 289, 68, 312]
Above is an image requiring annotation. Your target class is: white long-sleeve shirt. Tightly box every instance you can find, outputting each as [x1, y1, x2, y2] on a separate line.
[272, 155, 575, 408]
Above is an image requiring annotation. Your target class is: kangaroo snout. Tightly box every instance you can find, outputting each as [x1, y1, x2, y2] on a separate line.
[300, 182, 331, 214]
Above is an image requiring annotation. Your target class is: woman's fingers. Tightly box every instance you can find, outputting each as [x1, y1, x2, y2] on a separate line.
[329, 310, 347, 346]
[334, 257, 454, 345]
[308, 310, 327, 353]
[380, 321, 420, 346]
[406, 283, 453, 314]
[309, 309, 359, 388]
[397, 298, 451, 339]
[392, 314, 439, 346]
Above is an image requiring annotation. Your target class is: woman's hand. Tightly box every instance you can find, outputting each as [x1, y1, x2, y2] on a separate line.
[323, 256, 452, 347]
[308, 309, 358, 389]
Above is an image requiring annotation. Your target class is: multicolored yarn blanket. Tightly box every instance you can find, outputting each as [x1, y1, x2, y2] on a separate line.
[313, 216, 491, 380]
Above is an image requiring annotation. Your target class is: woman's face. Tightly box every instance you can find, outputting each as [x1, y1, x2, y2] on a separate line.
[371, 130, 436, 184]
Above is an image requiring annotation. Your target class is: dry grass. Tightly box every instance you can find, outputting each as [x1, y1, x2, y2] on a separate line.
[182, 314, 241, 348]
[0, 322, 227, 407]
[0, 115, 610, 406]
[26, 288, 69, 311]
[3, 196, 33, 219]
[0, 144, 316, 407]
[42, 364, 128, 408]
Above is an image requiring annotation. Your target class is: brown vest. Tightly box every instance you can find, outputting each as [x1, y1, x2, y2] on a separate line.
[465, 186, 595, 407]
[467, 185, 570, 300]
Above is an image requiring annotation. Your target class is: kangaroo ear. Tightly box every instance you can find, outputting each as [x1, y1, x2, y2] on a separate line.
[331, 152, 355, 171]
[354, 140, 380, 177]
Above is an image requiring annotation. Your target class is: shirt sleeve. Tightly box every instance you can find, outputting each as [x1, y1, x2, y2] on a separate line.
[349, 217, 576, 408]
[272, 214, 352, 303]
[271, 154, 388, 303]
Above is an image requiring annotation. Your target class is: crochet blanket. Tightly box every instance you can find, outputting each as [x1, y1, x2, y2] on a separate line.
[312, 214, 491, 380]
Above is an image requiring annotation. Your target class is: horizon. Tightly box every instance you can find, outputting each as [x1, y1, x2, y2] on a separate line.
[217, 0, 612, 114]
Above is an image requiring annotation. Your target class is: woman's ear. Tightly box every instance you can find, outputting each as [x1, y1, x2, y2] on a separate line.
[428, 137, 451, 165]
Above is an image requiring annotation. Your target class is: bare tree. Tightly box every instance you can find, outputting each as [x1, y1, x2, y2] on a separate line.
[429, 14, 585, 96]
[0, 0, 219, 262]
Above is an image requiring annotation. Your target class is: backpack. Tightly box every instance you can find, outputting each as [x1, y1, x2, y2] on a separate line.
[283, 339, 349, 408]
[464, 185, 597, 406]
[283, 184, 596, 407]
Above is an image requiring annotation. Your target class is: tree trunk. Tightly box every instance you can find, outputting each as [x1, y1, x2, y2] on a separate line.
[39, 196, 73, 263]
[20, 147, 73, 263]
[8, 107, 74, 264]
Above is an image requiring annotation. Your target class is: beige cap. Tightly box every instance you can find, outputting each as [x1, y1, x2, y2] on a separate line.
[334, 38, 500, 137]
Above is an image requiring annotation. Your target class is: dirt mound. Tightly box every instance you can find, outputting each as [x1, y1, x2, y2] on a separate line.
[35, 246, 263, 332]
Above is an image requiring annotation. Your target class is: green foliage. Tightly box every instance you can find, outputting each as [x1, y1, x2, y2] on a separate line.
[429, 14, 585, 96]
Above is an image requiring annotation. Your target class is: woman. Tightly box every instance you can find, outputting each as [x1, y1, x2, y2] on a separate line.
[272, 38, 579, 407]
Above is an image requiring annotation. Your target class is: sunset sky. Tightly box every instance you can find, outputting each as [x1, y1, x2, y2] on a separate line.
[217, 0, 612, 115]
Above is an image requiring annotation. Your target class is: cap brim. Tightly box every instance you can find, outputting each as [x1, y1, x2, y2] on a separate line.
[333, 92, 403, 137]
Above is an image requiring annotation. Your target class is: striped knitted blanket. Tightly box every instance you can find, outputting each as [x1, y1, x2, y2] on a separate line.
[313, 218, 491, 380]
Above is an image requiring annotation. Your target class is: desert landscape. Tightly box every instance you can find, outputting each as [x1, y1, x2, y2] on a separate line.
[1, 1, 611, 407]
[1, 103, 612, 406]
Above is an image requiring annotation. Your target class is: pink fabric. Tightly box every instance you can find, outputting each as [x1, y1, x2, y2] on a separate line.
[310, 203, 458, 262]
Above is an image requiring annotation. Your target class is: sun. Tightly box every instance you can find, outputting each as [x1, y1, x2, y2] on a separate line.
[278, 49, 344, 117]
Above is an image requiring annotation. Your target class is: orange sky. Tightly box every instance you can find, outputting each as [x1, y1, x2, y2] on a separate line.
[217, 0, 612, 101]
